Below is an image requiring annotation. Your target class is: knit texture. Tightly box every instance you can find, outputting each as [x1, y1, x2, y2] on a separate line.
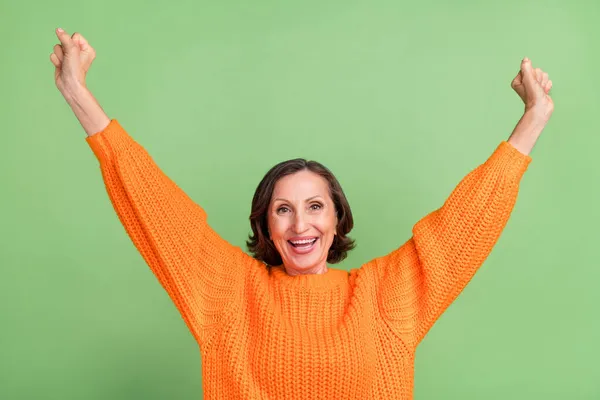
[86, 119, 531, 399]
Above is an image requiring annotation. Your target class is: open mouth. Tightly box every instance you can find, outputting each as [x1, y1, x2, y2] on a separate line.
[288, 238, 317, 247]
[288, 238, 318, 253]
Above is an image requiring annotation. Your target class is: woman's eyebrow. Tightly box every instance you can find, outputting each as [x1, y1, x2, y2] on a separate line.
[273, 195, 323, 203]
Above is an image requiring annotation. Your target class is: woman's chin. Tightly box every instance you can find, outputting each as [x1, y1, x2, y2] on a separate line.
[278, 238, 331, 273]
[285, 255, 326, 274]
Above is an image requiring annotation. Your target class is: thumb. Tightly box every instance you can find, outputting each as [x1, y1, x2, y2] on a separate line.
[55, 28, 78, 55]
[520, 57, 536, 90]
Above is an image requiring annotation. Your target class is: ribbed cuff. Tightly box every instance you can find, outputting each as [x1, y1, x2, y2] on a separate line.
[85, 119, 135, 163]
[486, 140, 533, 179]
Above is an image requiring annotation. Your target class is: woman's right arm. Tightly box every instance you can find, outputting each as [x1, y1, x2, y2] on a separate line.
[52, 29, 252, 347]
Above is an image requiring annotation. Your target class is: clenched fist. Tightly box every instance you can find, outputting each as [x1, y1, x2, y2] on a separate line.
[50, 28, 96, 94]
[511, 58, 554, 123]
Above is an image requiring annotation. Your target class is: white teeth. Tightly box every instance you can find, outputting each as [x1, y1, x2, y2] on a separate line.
[290, 238, 316, 245]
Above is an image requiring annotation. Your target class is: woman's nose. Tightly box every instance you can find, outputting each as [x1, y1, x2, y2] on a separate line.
[292, 212, 308, 233]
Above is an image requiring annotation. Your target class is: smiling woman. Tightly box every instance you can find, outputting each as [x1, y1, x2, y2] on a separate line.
[51, 26, 555, 400]
[247, 160, 356, 276]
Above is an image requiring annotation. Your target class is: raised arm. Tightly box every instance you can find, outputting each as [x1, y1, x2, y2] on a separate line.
[367, 58, 554, 347]
[51, 29, 252, 346]
[369, 137, 531, 346]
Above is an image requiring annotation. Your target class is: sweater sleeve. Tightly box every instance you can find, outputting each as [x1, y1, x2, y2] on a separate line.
[368, 141, 531, 346]
[85, 119, 250, 346]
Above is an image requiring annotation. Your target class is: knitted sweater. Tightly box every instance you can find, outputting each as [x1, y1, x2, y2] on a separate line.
[86, 119, 531, 399]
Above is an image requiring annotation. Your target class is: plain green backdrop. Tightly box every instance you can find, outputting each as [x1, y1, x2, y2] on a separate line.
[2, 0, 599, 398]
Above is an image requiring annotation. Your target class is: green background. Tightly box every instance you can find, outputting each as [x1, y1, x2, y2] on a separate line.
[2, 0, 599, 398]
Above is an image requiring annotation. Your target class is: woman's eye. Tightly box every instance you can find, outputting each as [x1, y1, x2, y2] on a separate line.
[310, 203, 322, 211]
[277, 207, 289, 214]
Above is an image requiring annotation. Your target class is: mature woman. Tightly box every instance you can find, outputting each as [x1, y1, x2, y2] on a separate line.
[50, 28, 553, 399]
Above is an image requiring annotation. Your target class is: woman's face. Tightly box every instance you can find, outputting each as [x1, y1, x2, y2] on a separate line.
[268, 170, 338, 275]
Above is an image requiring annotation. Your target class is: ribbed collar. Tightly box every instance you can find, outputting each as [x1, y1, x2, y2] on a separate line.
[268, 264, 350, 291]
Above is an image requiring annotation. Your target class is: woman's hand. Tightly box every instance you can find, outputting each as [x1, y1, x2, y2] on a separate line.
[50, 28, 96, 96]
[511, 58, 554, 123]
[49, 28, 109, 137]
[507, 58, 555, 155]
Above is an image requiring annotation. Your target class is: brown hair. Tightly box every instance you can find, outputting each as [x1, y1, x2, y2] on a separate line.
[247, 158, 356, 266]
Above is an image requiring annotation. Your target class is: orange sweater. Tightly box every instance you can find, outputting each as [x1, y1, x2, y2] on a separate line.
[86, 119, 531, 399]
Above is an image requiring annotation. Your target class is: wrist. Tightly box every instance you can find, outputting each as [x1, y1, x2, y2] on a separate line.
[60, 83, 110, 137]
[507, 111, 548, 156]
[524, 104, 553, 125]
[61, 82, 88, 104]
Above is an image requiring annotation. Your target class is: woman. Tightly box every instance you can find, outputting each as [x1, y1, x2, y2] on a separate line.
[50, 28, 553, 399]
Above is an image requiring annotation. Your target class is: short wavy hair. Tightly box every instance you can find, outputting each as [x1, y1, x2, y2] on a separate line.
[247, 159, 356, 266]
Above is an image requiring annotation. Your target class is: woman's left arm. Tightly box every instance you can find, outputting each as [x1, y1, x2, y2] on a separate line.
[368, 58, 554, 346]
